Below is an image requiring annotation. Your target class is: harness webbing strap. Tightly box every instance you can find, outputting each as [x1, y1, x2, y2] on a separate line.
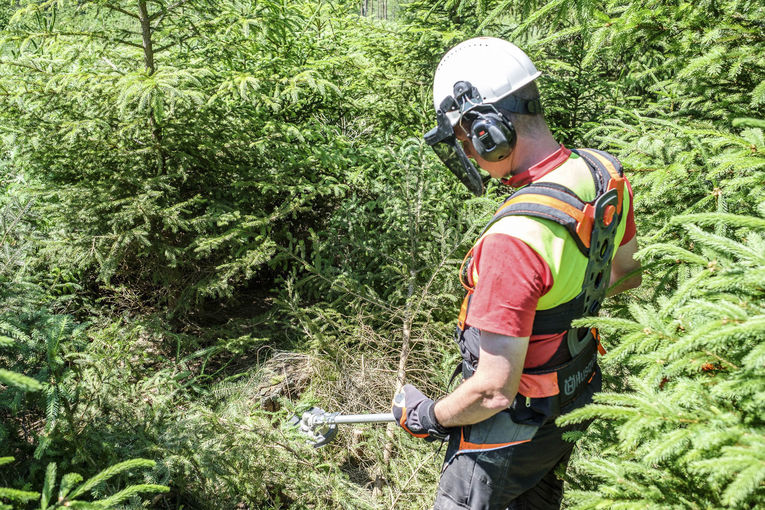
[580, 148, 621, 181]
[499, 183, 586, 210]
[486, 191, 593, 256]
[498, 194, 585, 221]
[574, 150, 606, 188]
[458, 247, 474, 292]
[457, 292, 471, 330]
[575, 149, 625, 214]
[531, 296, 586, 334]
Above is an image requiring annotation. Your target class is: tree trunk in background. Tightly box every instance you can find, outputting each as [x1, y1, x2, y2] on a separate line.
[137, 0, 155, 74]
[137, 0, 165, 173]
[374, 272, 415, 494]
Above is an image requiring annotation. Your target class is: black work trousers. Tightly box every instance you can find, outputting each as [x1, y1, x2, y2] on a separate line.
[432, 368, 599, 510]
[432, 417, 586, 510]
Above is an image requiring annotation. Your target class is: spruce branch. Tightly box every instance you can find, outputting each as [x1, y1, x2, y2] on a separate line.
[103, 3, 140, 20]
[0, 369, 44, 392]
[40, 462, 55, 510]
[94, 483, 170, 506]
[0, 488, 40, 503]
[67, 459, 156, 499]
[670, 213, 765, 230]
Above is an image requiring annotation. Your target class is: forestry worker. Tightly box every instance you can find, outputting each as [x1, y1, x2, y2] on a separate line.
[391, 37, 642, 509]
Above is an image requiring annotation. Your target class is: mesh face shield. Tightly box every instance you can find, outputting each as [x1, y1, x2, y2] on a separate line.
[424, 104, 485, 197]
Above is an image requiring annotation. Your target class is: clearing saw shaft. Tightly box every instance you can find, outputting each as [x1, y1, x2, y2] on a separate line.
[307, 412, 395, 427]
[289, 407, 395, 448]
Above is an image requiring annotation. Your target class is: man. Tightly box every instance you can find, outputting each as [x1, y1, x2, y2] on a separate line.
[391, 37, 642, 509]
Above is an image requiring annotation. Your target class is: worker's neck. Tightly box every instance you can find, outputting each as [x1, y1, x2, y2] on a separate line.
[510, 131, 561, 175]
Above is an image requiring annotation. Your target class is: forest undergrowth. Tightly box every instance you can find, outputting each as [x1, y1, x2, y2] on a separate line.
[0, 0, 763, 508]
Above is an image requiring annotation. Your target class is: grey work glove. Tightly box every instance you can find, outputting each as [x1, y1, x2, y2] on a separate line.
[391, 384, 450, 442]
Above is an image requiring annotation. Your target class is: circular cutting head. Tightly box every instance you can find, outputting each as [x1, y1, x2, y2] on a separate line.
[289, 406, 338, 448]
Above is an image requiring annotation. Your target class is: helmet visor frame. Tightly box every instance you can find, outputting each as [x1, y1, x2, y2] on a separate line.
[424, 109, 485, 197]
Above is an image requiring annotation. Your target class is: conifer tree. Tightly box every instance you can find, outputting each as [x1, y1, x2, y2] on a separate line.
[2, 0, 764, 507]
[0, 0, 375, 313]
[0, 457, 168, 509]
[560, 211, 765, 508]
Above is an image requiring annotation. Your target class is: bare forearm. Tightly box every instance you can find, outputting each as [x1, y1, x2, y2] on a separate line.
[607, 265, 642, 296]
[434, 371, 514, 427]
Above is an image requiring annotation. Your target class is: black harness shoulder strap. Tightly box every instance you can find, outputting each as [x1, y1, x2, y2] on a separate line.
[481, 182, 590, 256]
[480, 149, 624, 259]
[478, 148, 625, 335]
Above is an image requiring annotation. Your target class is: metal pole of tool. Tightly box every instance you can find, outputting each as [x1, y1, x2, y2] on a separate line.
[289, 408, 396, 448]
[320, 413, 395, 425]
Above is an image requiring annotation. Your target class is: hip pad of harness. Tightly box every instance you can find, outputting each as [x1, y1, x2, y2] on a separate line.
[456, 326, 599, 425]
[510, 338, 599, 426]
[452, 409, 539, 461]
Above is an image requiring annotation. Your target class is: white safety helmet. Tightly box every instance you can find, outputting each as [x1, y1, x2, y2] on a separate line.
[433, 37, 541, 125]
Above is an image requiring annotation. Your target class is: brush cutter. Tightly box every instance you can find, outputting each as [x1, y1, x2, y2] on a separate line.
[288, 406, 395, 448]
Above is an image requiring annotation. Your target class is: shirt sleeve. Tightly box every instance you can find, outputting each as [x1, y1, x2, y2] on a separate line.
[464, 233, 554, 338]
[620, 177, 636, 246]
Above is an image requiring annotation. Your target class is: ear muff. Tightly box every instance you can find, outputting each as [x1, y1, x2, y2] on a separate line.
[469, 112, 516, 162]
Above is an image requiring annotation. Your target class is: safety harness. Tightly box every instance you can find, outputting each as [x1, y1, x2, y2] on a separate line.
[448, 148, 625, 458]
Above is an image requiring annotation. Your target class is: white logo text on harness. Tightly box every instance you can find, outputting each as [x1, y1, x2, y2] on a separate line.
[563, 356, 596, 396]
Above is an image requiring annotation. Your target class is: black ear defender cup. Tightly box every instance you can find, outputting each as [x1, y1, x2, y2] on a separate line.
[470, 112, 516, 162]
[449, 80, 523, 163]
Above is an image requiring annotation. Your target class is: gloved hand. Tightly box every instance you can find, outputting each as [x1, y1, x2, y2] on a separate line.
[391, 384, 450, 442]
